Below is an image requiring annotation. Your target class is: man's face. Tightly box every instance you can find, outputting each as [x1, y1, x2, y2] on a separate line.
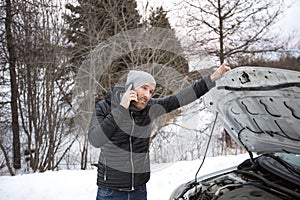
[132, 83, 155, 109]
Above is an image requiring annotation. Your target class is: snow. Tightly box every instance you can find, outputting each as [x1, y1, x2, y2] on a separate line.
[0, 154, 250, 200]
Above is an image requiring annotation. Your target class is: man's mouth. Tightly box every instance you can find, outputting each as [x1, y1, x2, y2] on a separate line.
[140, 100, 146, 104]
[138, 98, 148, 104]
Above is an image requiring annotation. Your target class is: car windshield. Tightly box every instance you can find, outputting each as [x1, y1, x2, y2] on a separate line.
[274, 153, 300, 168]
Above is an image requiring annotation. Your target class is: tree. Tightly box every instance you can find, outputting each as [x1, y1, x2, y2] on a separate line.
[15, 0, 76, 172]
[0, 0, 77, 174]
[148, 6, 189, 76]
[149, 6, 172, 29]
[176, 0, 288, 65]
[4, 0, 21, 171]
[64, 0, 142, 169]
[144, 6, 211, 161]
[64, 0, 141, 72]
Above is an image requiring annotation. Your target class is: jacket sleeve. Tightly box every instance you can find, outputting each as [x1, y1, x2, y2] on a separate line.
[88, 99, 134, 148]
[152, 74, 215, 114]
[88, 101, 116, 148]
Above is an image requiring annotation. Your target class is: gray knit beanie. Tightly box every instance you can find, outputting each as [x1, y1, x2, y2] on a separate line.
[125, 70, 156, 89]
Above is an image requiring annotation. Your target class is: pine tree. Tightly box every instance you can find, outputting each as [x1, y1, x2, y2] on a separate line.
[149, 6, 171, 29]
[148, 6, 189, 76]
[64, 0, 141, 71]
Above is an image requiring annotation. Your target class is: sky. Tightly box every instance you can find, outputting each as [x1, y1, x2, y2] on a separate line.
[274, 0, 300, 39]
[137, 0, 300, 40]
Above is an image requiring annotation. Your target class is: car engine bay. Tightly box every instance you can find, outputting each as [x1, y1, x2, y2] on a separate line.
[181, 156, 300, 200]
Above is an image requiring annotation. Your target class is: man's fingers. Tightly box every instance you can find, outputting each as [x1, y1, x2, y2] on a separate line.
[220, 63, 231, 73]
[120, 84, 135, 109]
[129, 92, 138, 102]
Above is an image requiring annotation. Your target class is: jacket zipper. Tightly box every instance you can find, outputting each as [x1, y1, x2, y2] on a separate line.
[104, 157, 107, 181]
[129, 112, 135, 190]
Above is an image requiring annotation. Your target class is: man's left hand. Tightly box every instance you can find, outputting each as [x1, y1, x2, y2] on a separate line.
[210, 63, 231, 81]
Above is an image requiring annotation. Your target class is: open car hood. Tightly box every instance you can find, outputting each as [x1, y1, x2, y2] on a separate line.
[204, 67, 300, 154]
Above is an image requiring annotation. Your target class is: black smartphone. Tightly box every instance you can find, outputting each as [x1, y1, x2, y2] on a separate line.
[124, 82, 136, 105]
[125, 82, 135, 91]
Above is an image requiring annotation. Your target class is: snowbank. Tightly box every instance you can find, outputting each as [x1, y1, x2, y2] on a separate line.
[0, 154, 249, 200]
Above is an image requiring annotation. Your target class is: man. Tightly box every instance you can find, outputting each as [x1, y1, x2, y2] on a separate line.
[88, 64, 231, 200]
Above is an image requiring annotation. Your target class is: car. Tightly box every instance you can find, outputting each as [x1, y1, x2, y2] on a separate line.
[169, 66, 300, 200]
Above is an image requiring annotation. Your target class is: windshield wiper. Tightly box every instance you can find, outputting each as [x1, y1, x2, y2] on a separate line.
[266, 154, 300, 176]
[235, 169, 300, 199]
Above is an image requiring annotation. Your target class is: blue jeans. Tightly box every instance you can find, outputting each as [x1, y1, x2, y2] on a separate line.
[96, 184, 147, 200]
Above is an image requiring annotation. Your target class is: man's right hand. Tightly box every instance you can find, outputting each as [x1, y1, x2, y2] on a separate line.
[120, 84, 138, 109]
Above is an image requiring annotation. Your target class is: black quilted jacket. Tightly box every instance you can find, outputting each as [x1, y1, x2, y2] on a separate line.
[88, 75, 215, 190]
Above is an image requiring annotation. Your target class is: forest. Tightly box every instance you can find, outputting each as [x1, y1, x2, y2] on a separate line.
[1, 0, 299, 176]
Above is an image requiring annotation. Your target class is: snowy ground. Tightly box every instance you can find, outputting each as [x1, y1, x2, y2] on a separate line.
[0, 154, 250, 200]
